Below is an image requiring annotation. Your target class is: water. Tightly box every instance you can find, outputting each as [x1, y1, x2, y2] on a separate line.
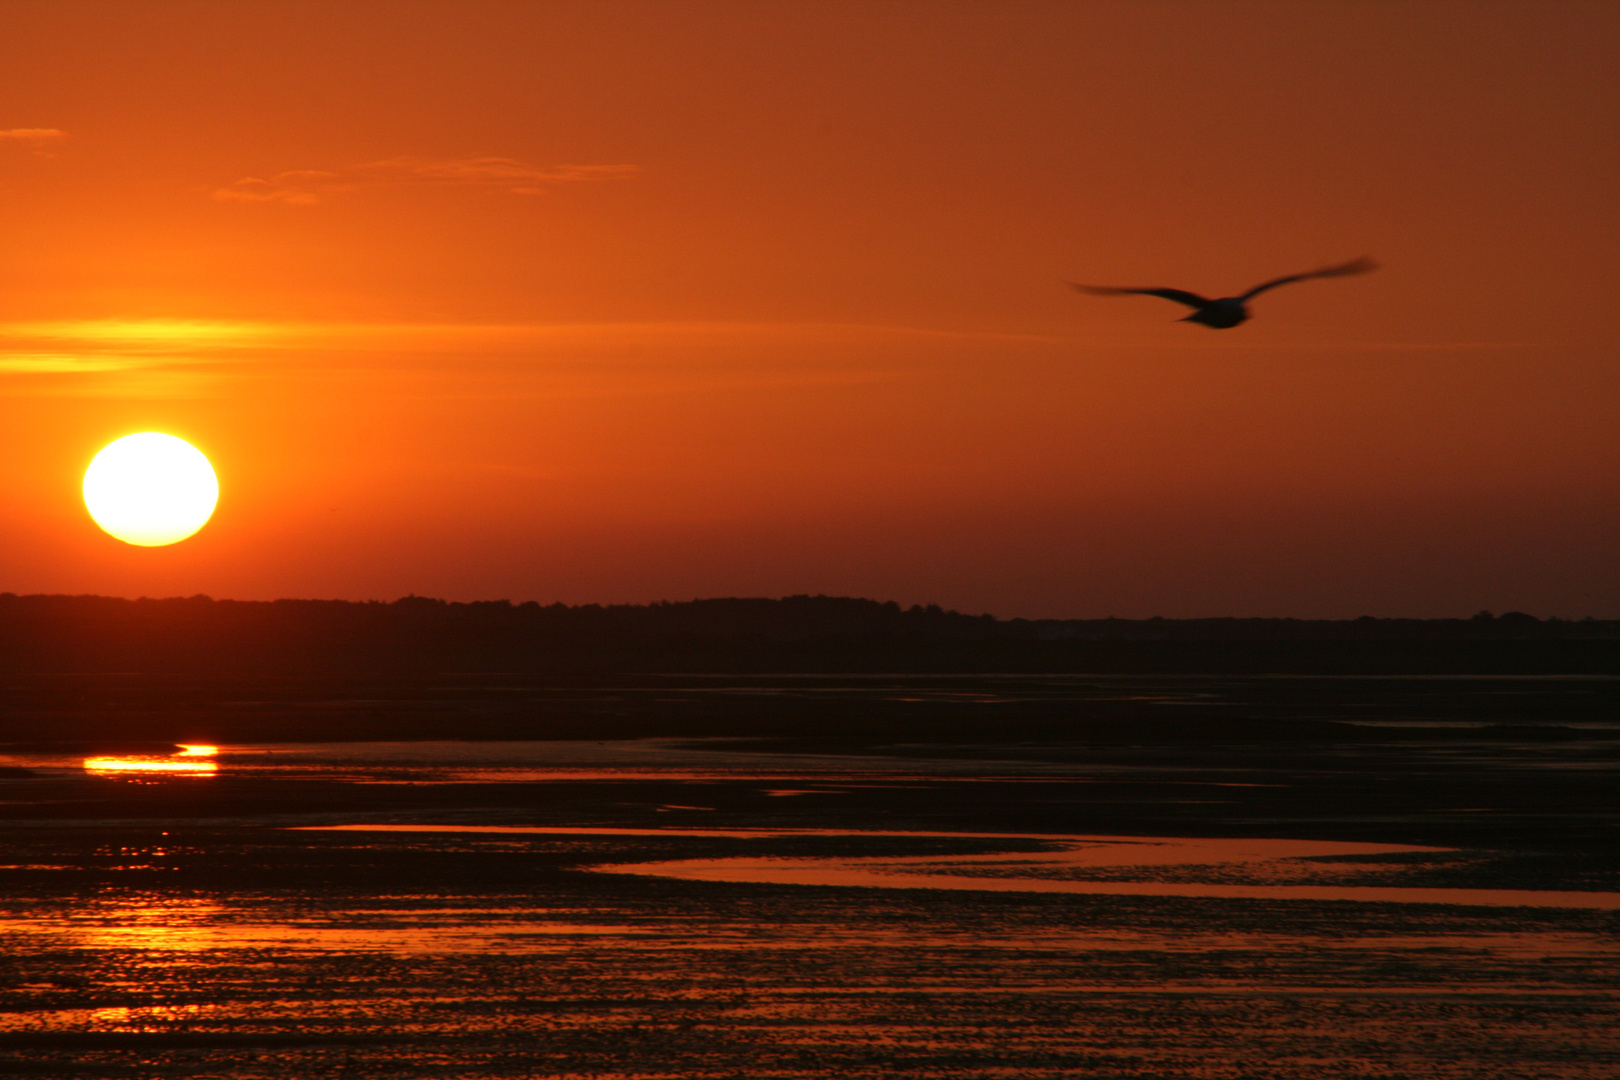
[2, 679, 1618, 1078]
[302, 824, 1620, 909]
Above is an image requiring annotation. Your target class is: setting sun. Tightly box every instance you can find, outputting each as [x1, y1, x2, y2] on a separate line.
[82, 433, 219, 547]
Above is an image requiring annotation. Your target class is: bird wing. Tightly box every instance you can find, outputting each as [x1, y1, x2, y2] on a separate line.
[1071, 284, 1211, 309]
[1236, 257, 1379, 302]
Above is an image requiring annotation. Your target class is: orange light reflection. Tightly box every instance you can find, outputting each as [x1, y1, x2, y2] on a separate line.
[83, 757, 218, 776]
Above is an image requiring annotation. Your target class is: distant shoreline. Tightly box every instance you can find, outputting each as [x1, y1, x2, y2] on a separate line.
[0, 593, 1614, 676]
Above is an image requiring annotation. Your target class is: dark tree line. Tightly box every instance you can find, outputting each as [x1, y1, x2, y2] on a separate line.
[0, 592, 1613, 674]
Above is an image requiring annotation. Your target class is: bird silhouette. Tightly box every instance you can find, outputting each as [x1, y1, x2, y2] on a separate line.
[1072, 257, 1378, 328]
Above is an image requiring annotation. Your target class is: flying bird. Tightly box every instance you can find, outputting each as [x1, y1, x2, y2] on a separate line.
[1071, 257, 1378, 328]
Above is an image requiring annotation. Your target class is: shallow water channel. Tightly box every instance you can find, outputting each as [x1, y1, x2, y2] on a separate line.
[3, 705, 1618, 1078]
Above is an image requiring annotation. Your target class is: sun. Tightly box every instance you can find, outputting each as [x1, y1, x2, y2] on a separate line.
[83, 433, 219, 546]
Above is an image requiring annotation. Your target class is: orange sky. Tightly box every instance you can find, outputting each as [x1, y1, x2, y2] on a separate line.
[1, 1, 1615, 618]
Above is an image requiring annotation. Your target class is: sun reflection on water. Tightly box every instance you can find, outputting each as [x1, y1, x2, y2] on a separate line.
[83, 746, 219, 777]
[3, 893, 654, 954]
[8, 896, 235, 952]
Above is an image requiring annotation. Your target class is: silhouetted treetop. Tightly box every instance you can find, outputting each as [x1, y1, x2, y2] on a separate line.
[0, 593, 1610, 674]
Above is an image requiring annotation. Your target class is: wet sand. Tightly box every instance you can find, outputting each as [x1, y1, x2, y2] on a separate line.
[303, 823, 1620, 909]
[2, 675, 1617, 1077]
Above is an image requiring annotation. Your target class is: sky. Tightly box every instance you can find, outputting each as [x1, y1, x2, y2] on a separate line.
[0, 0, 1615, 619]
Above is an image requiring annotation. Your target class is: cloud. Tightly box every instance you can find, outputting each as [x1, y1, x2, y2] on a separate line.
[0, 353, 137, 374]
[0, 128, 67, 157]
[212, 156, 637, 204]
[211, 170, 346, 205]
[0, 319, 271, 397]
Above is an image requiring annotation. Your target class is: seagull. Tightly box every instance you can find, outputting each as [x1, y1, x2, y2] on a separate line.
[1071, 257, 1378, 328]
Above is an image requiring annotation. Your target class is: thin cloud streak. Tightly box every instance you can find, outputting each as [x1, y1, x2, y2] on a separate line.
[0, 128, 67, 157]
[0, 354, 149, 374]
[0, 319, 1068, 355]
[0, 320, 273, 397]
[212, 156, 638, 204]
[0, 319, 1536, 390]
[0, 319, 1027, 400]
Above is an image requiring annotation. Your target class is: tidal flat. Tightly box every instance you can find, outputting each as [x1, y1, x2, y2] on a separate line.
[1, 675, 1617, 1078]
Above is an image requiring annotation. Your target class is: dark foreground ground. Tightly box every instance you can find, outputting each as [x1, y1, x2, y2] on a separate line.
[1, 674, 1617, 1078]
